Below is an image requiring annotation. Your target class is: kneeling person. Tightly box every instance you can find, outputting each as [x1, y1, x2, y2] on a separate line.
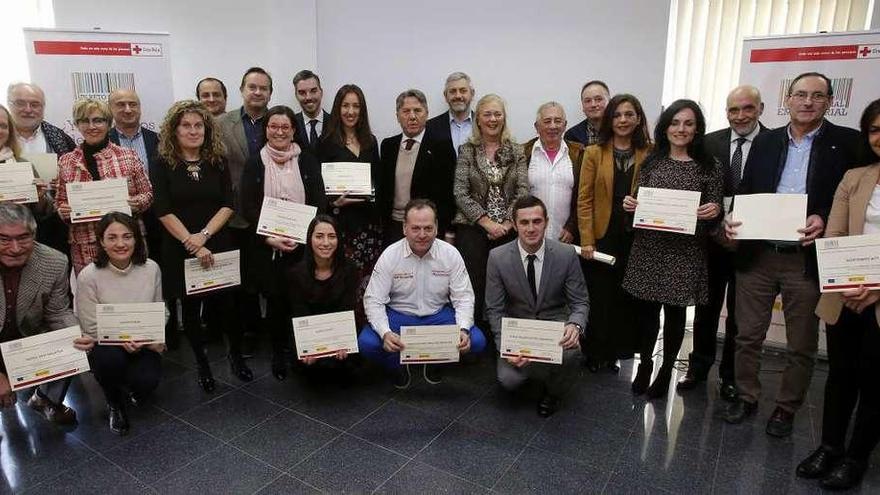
[360, 199, 486, 388]
[486, 196, 588, 417]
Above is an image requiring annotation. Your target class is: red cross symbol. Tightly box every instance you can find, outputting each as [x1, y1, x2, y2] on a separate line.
[132, 44, 142, 54]
[859, 46, 871, 57]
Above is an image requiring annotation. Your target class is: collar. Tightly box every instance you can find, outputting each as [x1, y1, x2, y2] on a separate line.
[401, 129, 426, 147]
[115, 126, 143, 140]
[304, 111, 324, 124]
[517, 238, 545, 262]
[240, 106, 266, 124]
[108, 261, 134, 274]
[534, 139, 568, 156]
[787, 121, 823, 143]
[17, 123, 44, 143]
[402, 238, 436, 259]
[731, 124, 761, 143]
[448, 110, 473, 125]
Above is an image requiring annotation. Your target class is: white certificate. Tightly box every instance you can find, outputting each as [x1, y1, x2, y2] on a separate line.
[400, 325, 460, 364]
[0, 163, 39, 203]
[256, 197, 317, 243]
[815, 234, 880, 293]
[321, 162, 372, 196]
[66, 178, 131, 223]
[97, 302, 166, 345]
[499, 317, 564, 365]
[292, 310, 359, 359]
[732, 193, 807, 242]
[21, 152, 58, 180]
[0, 326, 90, 392]
[184, 250, 241, 295]
[633, 187, 701, 235]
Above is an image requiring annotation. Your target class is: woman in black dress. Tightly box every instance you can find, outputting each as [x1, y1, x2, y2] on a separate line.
[621, 99, 723, 399]
[152, 100, 253, 392]
[240, 105, 325, 381]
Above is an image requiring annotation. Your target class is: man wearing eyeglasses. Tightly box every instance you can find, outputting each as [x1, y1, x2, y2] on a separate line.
[722, 72, 862, 438]
[564, 80, 610, 147]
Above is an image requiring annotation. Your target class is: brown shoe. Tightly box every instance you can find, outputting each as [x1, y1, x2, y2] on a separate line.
[27, 393, 77, 425]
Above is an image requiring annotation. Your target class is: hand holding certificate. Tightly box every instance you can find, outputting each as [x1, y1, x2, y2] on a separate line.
[0, 326, 90, 392]
[500, 317, 564, 364]
[400, 325, 460, 364]
[633, 187, 701, 235]
[184, 250, 241, 295]
[730, 193, 807, 242]
[815, 234, 880, 293]
[322, 162, 372, 196]
[66, 178, 131, 223]
[0, 162, 39, 203]
[256, 197, 317, 243]
[292, 310, 359, 359]
[97, 302, 166, 345]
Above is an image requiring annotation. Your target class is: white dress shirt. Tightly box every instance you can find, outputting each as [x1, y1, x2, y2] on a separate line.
[17, 125, 48, 154]
[517, 239, 545, 295]
[865, 185, 880, 235]
[364, 238, 475, 337]
[528, 140, 574, 240]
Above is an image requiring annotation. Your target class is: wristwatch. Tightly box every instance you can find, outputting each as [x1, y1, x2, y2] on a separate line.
[201, 229, 212, 239]
[568, 322, 584, 335]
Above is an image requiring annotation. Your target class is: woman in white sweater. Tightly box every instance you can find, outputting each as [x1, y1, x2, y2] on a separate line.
[77, 212, 163, 436]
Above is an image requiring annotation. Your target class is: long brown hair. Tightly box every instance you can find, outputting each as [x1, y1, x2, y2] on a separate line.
[322, 84, 374, 151]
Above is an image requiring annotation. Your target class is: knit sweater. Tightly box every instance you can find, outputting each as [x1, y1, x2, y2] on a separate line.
[76, 259, 163, 339]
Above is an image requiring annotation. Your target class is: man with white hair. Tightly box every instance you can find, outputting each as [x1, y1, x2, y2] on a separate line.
[7, 82, 75, 156]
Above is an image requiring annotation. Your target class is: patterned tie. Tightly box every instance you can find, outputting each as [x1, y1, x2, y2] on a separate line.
[526, 254, 537, 299]
[404, 138, 415, 151]
[309, 119, 319, 146]
[729, 137, 746, 192]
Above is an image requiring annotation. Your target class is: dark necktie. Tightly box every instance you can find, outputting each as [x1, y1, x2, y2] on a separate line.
[526, 254, 537, 299]
[404, 138, 415, 151]
[729, 137, 746, 192]
[309, 119, 319, 146]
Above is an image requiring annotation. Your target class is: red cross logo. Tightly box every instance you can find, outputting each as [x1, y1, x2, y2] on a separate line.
[132, 44, 142, 54]
[859, 46, 871, 57]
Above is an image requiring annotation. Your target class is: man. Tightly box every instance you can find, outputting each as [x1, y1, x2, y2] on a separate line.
[523, 102, 584, 245]
[0, 203, 86, 424]
[360, 199, 486, 388]
[564, 80, 610, 147]
[291, 70, 329, 152]
[425, 71, 475, 159]
[196, 77, 228, 117]
[485, 195, 588, 417]
[378, 89, 456, 242]
[677, 85, 767, 401]
[723, 72, 862, 438]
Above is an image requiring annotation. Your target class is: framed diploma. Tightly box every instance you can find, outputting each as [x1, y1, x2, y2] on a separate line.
[292, 310, 359, 359]
[0, 326, 90, 392]
[399, 325, 460, 364]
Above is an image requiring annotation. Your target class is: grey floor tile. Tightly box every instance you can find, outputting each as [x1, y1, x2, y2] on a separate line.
[493, 446, 608, 494]
[529, 410, 630, 472]
[375, 461, 488, 494]
[254, 475, 321, 494]
[465, 386, 549, 442]
[394, 377, 484, 420]
[631, 394, 725, 453]
[603, 472, 675, 494]
[349, 400, 452, 457]
[713, 461, 819, 494]
[152, 443, 281, 493]
[21, 456, 151, 495]
[288, 433, 408, 493]
[150, 369, 236, 416]
[289, 383, 393, 430]
[414, 421, 525, 488]
[180, 389, 280, 440]
[212, 352, 273, 385]
[229, 409, 341, 470]
[566, 385, 645, 431]
[719, 421, 818, 476]
[243, 373, 307, 408]
[71, 404, 174, 453]
[611, 429, 717, 494]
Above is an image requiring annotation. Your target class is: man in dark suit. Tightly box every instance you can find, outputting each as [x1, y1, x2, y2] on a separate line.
[723, 73, 862, 438]
[379, 89, 456, 244]
[485, 195, 588, 417]
[196, 77, 228, 117]
[563, 80, 610, 147]
[425, 71, 474, 160]
[292, 70, 329, 153]
[678, 85, 767, 401]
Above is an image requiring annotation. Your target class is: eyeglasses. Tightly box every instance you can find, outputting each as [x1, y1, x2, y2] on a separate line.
[10, 100, 43, 110]
[0, 233, 34, 247]
[75, 117, 109, 126]
[789, 91, 829, 103]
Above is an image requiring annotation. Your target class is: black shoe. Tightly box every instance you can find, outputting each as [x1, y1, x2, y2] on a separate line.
[271, 352, 287, 381]
[583, 357, 600, 373]
[422, 365, 442, 385]
[229, 354, 254, 382]
[393, 365, 411, 389]
[766, 406, 794, 438]
[719, 380, 738, 402]
[197, 364, 216, 393]
[240, 332, 257, 359]
[645, 366, 672, 400]
[604, 361, 620, 374]
[127, 391, 142, 408]
[820, 458, 867, 490]
[796, 446, 841, 479]
[675, 371, 705, 391]
[537, 394, 560, 418]
[723, 399, 757, 424]
[631, 360, 653, 395]
[108, 403, 129, 436]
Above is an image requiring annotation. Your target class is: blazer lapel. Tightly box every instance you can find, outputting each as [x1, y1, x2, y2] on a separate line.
[535, 242, 553, 310]
[849, 166, 880, 235]
[412, 137, 432, 188]
[508, 242, 534, 306]
[599, 145, 614, 206]
[231, 112, 249, 159]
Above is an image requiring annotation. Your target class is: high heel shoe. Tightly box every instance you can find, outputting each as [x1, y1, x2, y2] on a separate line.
[632, 360, 653, 395]
[197, 363, 216, 393]
[229, 354, 254, 382]
[645, 365, 673, 400]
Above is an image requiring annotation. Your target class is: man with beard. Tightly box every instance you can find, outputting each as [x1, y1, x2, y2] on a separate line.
[291, 70, 329, 153]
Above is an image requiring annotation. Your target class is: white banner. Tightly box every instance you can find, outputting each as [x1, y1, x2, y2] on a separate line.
[23, 28, 174, 143]
[740, 30, 880, 130]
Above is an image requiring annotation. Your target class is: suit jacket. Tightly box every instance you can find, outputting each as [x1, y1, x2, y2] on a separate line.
[0, 244, 77, 338]
[40, 121, 76, 155]
[218, 108, 258, 228]
[576, 143, 650, 247]
[735, 120, 862, 275]
[522, 138, 584, 242]
[378, 131, 456, 232]
[563, 118, 598, 147]
[109, 126, 162, 259]
[453, 141, 529, 224]
[426, 112, 454, 158]
[815, 164, 880, 327]
[109, 126, 159, 171]
[485, 238, 589, 342]
[294, 110, 330, 153]
[703, 123, 768, 196]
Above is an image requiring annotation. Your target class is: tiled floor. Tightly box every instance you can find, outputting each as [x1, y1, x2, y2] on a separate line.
[1, 334, 878, 494]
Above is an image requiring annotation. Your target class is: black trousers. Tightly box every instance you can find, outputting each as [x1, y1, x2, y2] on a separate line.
[821, 305, 880, 461]
[634, 299, 687, 368]
[89, 346, 162, 405]
[183, 291, 242, 366]
[689, 240, 737, 380]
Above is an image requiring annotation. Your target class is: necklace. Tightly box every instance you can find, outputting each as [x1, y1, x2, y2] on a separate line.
[185, 158, 202, 181]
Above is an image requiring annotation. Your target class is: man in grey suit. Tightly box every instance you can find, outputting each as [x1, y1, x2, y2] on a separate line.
[0, 203, 86, 424]
[485, 195, 588, 417]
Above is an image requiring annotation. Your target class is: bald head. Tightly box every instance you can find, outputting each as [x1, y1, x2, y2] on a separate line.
[726, 85, 763, 136]
[6, 83, 46, 135]
[109, 89, 141, 134]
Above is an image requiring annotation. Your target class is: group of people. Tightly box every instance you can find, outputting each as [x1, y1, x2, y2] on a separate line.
[1, 66, 878, 490]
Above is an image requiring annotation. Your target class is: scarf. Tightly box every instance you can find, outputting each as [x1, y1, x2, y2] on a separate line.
[261, 143, 305, 203]
[81, 136, 111, 179]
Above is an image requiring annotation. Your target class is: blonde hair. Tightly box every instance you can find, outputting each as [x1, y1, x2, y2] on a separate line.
[469, 94, 513, 145]
[0, 104, 21, 158]
[72, 98, 112, 123]
[158, 100, 226, 168]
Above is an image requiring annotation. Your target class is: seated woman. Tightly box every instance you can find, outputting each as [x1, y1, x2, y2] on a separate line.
[76, 212, 164, 436]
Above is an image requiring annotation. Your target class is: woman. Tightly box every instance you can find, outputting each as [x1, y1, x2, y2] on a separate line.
[286, 215, 360, 375]
[240, 105, 325, 381]
[76, 212, 163, 435]
[54, 99, 153, 275]
[797, 99, 880, 490]
[0, 104, 20, 162]
[453, 94, 528, 334]
[317, 84, 382, 296]
[152, 100, 252, 392]
[578, 94, 652, 372]
[621, 99, 722, 399]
